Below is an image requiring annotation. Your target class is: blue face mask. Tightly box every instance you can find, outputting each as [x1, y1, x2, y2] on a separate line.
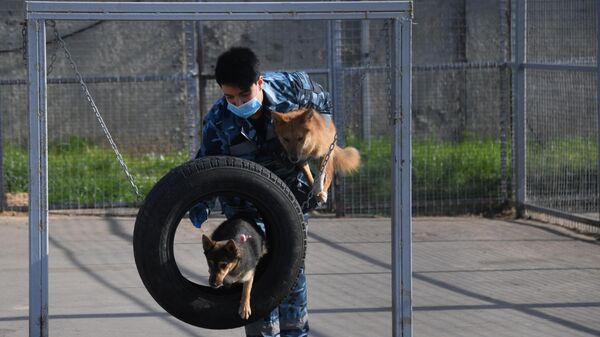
[227, 97, 262, 119]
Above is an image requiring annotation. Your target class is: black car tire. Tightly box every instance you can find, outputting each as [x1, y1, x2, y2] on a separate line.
[133, 156, 306, 329]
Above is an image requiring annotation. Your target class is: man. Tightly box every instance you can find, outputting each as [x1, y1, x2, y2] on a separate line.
[189, 47, 332, 337]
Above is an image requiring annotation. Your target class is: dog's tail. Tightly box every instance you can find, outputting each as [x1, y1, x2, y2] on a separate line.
[332, 145, 361, 175]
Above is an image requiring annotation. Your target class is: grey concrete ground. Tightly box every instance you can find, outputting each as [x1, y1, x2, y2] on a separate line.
[1, 215, 599, 337]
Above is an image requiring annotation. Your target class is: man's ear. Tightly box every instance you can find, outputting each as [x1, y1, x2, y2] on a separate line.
[202, 235, 215, 252]
[224, 239, 240, 257]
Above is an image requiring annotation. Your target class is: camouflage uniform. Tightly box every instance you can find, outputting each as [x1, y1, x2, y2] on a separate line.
[195, 71, 331, 337]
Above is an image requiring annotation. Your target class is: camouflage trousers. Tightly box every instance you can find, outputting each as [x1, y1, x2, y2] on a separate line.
[244, 267, 309, 337]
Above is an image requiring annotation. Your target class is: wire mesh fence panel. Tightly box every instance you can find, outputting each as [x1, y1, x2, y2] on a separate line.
[522, 0, 599, 230]
[527, 0, 597, 65]
[412, 67, 509, 215]
[2, 0, 516, 217]
[1, 6, 193, 212]
[526, 70, 598, 220]
[408, 0, 510, 216]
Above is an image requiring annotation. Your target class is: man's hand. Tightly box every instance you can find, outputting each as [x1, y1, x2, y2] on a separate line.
[189, 202, 209, 228]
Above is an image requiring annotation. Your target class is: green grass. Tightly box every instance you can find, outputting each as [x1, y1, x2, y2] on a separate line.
[4, 136, 596, 211]
[345, 135, 511, 204]
[527, 137, 598, 175]
[4, 137, 188, 205]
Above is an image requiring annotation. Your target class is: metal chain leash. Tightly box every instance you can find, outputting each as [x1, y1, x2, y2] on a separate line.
[47, 20, 142, 200]
[300, 133, 338, 212]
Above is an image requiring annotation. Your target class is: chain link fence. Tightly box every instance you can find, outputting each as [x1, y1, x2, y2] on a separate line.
[1, 0, 598, 232]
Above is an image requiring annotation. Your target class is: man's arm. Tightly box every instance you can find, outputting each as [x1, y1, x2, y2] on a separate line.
[190, 104, 227, 228]
[291, 72, 332, 116]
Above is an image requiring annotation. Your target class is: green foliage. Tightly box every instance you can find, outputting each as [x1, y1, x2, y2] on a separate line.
[4, 135, 595, 212]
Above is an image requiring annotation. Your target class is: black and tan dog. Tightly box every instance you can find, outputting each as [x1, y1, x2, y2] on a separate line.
[202, 217, 267, 319]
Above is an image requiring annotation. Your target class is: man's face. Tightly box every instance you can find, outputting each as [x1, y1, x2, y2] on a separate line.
[221, 76, 264, 108]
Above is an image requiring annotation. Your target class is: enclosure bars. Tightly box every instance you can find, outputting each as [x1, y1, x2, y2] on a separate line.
[25, 1, 413, 337]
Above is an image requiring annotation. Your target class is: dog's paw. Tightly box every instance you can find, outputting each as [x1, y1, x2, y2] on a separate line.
[316, 191, 328, 203]
[239, 302, 251, 320]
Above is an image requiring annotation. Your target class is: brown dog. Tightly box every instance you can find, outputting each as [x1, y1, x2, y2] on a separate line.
[271, 108, 360, 203]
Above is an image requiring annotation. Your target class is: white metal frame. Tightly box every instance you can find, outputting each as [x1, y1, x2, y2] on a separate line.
[25, 2, 413, 336]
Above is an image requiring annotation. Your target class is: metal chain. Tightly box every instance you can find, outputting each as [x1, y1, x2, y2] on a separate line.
[48, 20, 142, 200]
[383, 19, 394, 123]
[46, 21, 59, 75]
[301, 133, 338, 212]
[21, 21, 27, 66]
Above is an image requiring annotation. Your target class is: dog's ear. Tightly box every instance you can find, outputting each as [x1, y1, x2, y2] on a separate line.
[271, 111, 285, 123]
[302, 108, 314, 121]
[224, 239, 240, 257]
[202, 234, 215, 252]
[271, 111, 290, 123]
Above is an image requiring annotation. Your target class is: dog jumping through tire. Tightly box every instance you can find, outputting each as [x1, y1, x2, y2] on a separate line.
[202, 217, 267, 320]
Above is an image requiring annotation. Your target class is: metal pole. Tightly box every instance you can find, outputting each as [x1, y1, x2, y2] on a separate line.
[361, 20, 371, 139]
[597, 1, 600, 221]
[0, 99, 6, 212]
[513, 0, 526, 216]
[392, 14, 412, 337]
[330, 19, 346, 217]
[27, 18, 49, 337]
[183, 20, 200, 160]
[499, 0, 509, 205]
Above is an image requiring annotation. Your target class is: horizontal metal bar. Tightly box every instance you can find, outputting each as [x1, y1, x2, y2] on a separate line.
[525, 204, 600, 227]
[519, 62, 596, 72]
[27, 12, 404, 21]
[27, 1, 410, 13]
[0, 73, 192, 85]
[414, 61, 506, 72]
[26, 1, 410, 20]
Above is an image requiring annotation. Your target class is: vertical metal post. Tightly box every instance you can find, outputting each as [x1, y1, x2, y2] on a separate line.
[196, 17, 207, 145]
[597, 1, 600, 221]
[499, 0, 509, 204]
[0, 102, 6, 212]
[27, 18, 49, 337]
[392, 15, 412, 337]
[329, 19, 346, 216]
[361, 20, 371, 139]
[513, 0, 526, 216]
[183, 20, 200, 160]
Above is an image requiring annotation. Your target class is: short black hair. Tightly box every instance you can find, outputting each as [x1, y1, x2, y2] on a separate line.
[215, 47, 260, 90]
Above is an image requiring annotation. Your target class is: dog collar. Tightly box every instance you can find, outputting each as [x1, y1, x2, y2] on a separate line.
[240, 234, 252, 242]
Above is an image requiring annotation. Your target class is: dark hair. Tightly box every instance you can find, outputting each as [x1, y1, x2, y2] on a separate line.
[215, 47, 260, 90]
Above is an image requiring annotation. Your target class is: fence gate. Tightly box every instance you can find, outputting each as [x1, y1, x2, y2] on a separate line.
[25, 1, 413, 337]
[513, 0, 600, 233]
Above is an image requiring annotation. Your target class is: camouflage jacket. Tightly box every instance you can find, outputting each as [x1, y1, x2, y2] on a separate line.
[196, 71, 332, 214]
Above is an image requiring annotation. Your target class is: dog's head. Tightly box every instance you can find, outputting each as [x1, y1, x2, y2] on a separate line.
[271, 108, 314, 164]
[202, 235, 240, 288]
